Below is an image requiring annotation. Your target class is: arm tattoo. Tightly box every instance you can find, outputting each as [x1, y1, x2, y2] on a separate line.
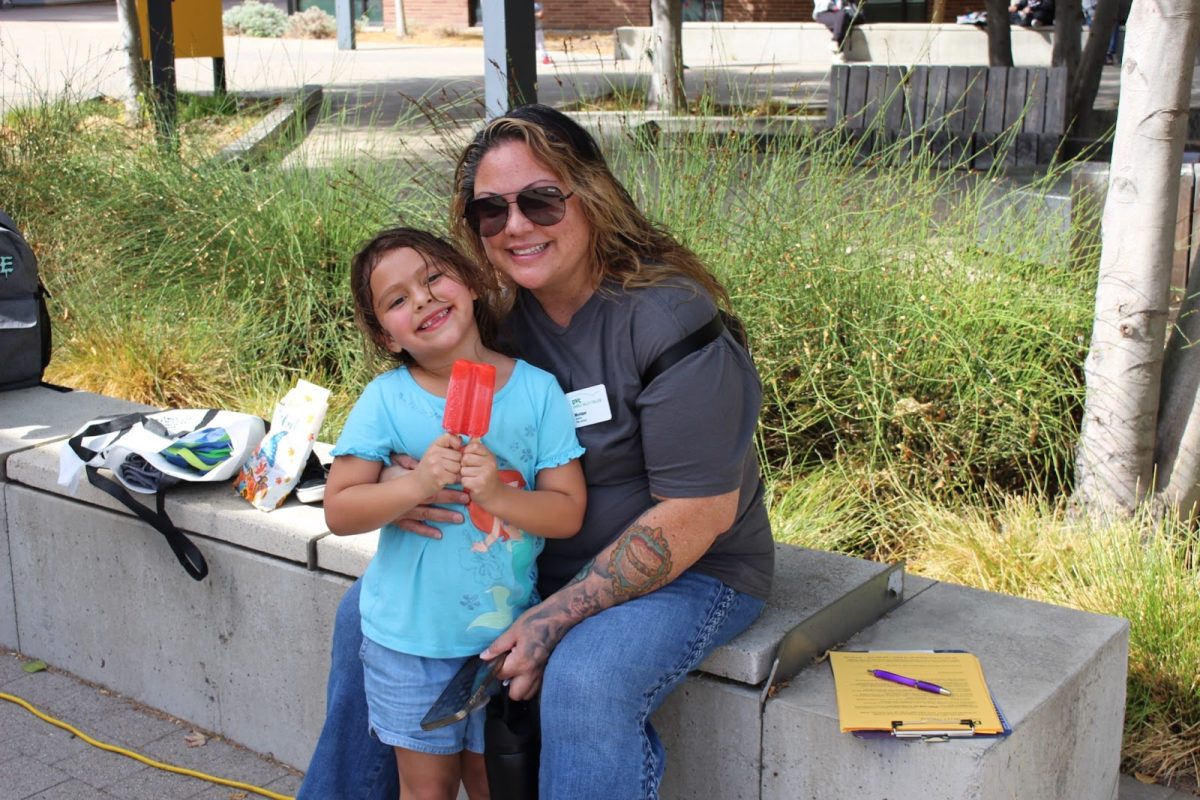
[609, 524, 673, 602]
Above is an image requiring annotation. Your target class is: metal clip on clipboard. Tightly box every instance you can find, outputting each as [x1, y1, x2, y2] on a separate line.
[890, 719, 979, 739]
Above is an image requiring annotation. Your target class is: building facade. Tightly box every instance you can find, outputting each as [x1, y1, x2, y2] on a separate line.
[383, 0, 985, 33]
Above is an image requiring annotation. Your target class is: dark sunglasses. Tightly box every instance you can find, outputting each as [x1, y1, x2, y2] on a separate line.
[464, 186, 574, 237]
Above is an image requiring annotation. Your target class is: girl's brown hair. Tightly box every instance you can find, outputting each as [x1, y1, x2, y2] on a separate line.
[349, 227, 501, 367]
[450, 104, 731, 311]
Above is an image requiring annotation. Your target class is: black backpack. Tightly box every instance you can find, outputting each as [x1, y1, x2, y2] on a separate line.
[0, 210, 52, 391]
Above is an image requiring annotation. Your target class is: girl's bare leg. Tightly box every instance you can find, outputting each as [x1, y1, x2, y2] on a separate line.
[461, 751, 491, 800]
[395, 747, 463, 800]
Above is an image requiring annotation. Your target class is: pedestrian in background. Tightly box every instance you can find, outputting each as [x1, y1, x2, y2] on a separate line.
[535, 2, 550, 65]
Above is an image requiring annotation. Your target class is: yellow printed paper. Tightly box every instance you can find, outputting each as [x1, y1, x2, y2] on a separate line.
[828, 651, 1006, 736]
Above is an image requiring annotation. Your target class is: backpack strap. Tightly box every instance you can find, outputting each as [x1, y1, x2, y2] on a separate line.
[68, 412, 210, 581]
[84, 465, 209, 581]
[640, 310, 748, 387]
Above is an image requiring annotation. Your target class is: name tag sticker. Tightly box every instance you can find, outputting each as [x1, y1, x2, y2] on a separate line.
[566, 384, 612, 428]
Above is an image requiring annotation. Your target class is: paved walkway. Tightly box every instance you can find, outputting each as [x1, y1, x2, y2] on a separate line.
[1, 649, 302, 799]
[1, 2, 1197, 798]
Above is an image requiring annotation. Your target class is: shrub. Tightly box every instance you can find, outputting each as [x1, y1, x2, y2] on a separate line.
[223, 0, 288, 38]
[285, 7, 337, 39]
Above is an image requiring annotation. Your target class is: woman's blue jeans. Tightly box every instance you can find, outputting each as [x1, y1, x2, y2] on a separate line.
[296, 577, 398, 800]
[538, 570, 764, 799]
[298, 571, 764, 800]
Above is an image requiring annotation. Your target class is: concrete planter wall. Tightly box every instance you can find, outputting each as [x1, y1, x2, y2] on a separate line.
[615, 21, 1097, 67]
[1, 386, 1129, 797]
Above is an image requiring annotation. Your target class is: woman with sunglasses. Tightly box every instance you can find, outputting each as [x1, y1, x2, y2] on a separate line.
[298, 105, 773, 800]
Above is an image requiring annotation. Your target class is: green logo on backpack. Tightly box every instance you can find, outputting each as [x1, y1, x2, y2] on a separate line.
[0, 255, 12, 277]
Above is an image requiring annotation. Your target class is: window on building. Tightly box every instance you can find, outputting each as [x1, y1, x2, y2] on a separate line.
[865, 0, 928, 22]
[298, 0, 383, 25]
[681, 0, 722, 21]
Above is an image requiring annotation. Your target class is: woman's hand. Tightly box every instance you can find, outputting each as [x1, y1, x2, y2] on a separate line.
[383, 453, 469, 538]
[482, 603, 570, 701]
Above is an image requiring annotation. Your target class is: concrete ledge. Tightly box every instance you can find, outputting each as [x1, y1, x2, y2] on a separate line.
[0, 386, 149, 479]
[0, 387, 1131, 795]
[8, 438, 325, 566]
[0, 488, 10, 649]
[217, 84, 324, 166]
[615, 22, 1091, 67]
[761, 580, 1128, 800]
[5, 483, 348, 768]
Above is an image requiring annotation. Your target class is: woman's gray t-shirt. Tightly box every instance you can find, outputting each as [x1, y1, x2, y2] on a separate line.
[499, 280, 775, 600]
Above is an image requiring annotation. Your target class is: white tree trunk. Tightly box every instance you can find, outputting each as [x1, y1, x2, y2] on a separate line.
[1074, 0, 1200, 517]
[1155, 246, 1200, 517]
[115, 0, 147, 125]
[647, 0, 685, 113]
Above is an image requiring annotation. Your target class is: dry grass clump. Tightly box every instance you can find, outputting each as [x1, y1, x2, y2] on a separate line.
[49, 324, 239, 411]
[902, 498, 1200, 791]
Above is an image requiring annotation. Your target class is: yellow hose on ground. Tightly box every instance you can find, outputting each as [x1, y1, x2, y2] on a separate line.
[0, 690, 295, 800]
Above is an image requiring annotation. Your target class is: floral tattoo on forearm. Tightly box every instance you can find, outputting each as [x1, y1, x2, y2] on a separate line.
[508, 525, 676, 675]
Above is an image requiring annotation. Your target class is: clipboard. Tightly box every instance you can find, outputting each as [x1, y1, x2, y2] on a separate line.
[828, 650, 1012, 740]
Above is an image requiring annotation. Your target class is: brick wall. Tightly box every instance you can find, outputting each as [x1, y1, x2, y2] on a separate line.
[384, 0, 470, 31]
[385, 0, 996, 33]
[725, 0, 808, 21]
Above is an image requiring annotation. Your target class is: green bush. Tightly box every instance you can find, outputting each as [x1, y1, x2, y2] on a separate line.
[285, 6, 337, 39]
[223, 0, 288, 38]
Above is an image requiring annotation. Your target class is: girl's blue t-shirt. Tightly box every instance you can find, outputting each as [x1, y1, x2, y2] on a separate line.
[331, 360, 584, 658]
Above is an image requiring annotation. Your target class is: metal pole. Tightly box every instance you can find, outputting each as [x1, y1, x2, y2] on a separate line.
[213, 57, 226, 96]
[336, 0, 356, 50]
[482, 0, 537, 120]
[146, 0, 177, 150]
[393, 0, 406, 36]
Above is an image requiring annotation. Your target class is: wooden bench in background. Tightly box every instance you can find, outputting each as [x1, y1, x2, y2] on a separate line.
[826, 64, 1069, 169]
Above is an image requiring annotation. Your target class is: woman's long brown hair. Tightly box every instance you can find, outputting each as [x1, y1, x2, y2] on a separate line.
[450, 104, 731, 312]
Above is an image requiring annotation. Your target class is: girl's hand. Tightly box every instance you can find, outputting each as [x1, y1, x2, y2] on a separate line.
[416, 433, 464, 495]
[460, 439, 501, 505]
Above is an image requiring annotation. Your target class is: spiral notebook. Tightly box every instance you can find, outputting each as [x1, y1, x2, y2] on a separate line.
[828, 650, 1011, 739]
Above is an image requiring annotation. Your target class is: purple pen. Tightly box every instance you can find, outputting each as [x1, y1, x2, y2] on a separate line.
[869, 669, 952, 696]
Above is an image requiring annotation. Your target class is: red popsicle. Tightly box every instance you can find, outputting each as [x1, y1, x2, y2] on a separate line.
[443, 360, 496, 439]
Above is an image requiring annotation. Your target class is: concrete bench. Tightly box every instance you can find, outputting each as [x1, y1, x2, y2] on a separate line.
[828, 64, 1069, 169]
[1, 386, 1128, 797]
[613, 22, 1083, 67]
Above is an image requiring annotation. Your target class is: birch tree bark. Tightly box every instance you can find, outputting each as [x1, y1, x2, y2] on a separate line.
[1074, 0, 1200, 518]
[647, 0, 685, 113]
[984, 0, 1015, 66]
[1154, 245, 1200, 518]
[1149, 6, 1200, 517]
[116, 0, 147, 125]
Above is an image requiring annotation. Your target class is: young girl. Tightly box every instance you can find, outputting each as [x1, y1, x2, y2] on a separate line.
[324, 228, 586, 800]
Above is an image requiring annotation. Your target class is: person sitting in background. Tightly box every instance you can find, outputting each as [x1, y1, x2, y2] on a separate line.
[813, 0, 865, 61]
[1009, 0, 1055, 27]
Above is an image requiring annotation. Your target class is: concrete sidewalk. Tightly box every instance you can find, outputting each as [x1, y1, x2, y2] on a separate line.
[1, 649, 302, 799]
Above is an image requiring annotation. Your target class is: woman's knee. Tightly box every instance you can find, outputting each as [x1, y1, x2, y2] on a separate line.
[541, 638, 639, 719]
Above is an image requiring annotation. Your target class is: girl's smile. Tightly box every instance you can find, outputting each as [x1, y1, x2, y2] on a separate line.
[369, 246, 480, 368]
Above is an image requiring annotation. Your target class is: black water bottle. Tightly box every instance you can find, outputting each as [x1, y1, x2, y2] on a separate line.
[484, 687, 539, 800]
